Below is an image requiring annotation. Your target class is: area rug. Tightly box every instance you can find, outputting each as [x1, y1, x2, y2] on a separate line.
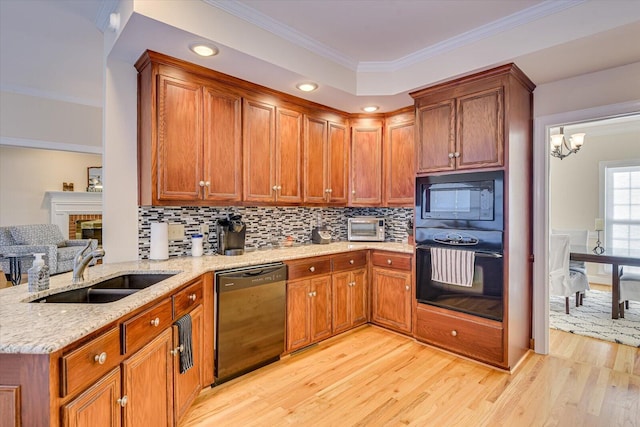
[549, 289, 640, 348]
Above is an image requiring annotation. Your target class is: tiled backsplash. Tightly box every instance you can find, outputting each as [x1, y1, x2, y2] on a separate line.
[138, 206, 413, 259]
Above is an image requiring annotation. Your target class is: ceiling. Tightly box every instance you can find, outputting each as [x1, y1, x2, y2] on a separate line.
[1, 0, 640, 114]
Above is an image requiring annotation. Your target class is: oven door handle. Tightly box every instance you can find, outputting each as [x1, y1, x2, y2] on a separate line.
[417, 246, 503, 259]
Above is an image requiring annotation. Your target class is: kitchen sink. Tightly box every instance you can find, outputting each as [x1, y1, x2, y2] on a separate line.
[30, 273, 176, 304]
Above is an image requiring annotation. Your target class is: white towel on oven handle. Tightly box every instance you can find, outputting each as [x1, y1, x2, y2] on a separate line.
[430, 247, 475, 287]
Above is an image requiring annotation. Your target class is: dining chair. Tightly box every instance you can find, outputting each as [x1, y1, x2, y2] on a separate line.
[550, 234, 590, 314]
[552, 229, 590, 304]
[619, 268, 640, 314]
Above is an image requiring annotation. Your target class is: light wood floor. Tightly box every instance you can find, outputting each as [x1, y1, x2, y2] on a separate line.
[180, 326, 640, 427]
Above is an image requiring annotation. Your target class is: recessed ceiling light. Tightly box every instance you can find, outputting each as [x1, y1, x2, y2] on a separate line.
[296, 82, 318, 92]
[189, 43, 218, 57]
[362, 105, 379, 113]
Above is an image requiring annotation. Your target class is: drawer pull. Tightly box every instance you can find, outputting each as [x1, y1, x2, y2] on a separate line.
[451, 330, 458, 337]
[94, 352, 107, 365]
[387, 259, 392, 265]
[309, 266, 315, 272]
[349, 259, 355, 264]
[188, 293, 197, 302]
[117, 396, 128, 407]
[170, 345, 184, 356]
[150, 317, 160, 327]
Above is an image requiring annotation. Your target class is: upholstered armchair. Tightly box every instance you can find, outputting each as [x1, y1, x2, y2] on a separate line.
[0, 224, 98, 275]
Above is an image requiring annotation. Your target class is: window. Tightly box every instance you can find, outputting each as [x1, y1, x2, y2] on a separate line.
[603, 161, 640, 273]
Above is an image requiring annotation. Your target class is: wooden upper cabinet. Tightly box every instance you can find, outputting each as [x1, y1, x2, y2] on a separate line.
[156, 75, 203, 201]
[303, 115, 349, 205]
[243, 99, 303, 204]
[202, 86, 242, 202]
[384, 111, 415, 206]
[413, 81, 505, 174]
[350, 118, 383, 206]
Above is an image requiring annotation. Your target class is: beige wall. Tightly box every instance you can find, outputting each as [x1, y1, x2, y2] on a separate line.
[0, 146, 101, 226]
[0, 91, 102, 152]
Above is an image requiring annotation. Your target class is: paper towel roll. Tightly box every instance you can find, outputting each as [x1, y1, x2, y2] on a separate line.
[150, 222, 169, 260]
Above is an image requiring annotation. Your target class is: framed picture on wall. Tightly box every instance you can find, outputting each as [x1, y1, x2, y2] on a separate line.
[87, 166, 102, 192]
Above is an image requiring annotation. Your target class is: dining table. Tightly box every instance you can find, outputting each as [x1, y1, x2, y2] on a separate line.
[570, 245, 640, 319]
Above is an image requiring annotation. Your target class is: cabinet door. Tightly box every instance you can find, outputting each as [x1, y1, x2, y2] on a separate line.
[303, 116, 328, 203]
[416, 100, 455, 173]
[202, 86, 242, 201]
[331, 271, 351, 334]
[276, 108, 303, 203]
[286, 280, 312, 352]
[122, 328, 173, 427]
[327, 121, 349, 204]
[243, 99, 276, 202]
[173, 305, 203, 424]
[456, 87, 504, 169]
[384, 116, 415, 206]
[311, 276, 333, 342]
[156, 75, 203, 201]
[350, 268, 368, 327]
[350, 120, 383, 205]
[62, 367, 121, 427]
[371, 267, 412, 334]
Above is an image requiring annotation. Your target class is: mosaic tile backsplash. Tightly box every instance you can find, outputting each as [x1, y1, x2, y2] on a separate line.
[138, 206, 414, 259]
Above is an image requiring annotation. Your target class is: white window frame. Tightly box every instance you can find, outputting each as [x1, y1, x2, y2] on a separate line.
[599, 159, 640, 274]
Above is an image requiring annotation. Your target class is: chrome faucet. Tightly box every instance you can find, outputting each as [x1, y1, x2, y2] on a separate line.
[72, 241, 105, 284]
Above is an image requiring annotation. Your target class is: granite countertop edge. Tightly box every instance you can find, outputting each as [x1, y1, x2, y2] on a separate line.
[0, 242, 413, 355]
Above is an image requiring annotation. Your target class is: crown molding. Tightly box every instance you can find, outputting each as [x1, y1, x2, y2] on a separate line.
[0, 136, 103, 155]
[206, 0, 585, 74]
[204, 0, 358, 70]
[0, 84, 102, 108]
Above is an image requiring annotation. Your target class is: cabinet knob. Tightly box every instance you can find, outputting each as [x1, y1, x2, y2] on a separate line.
[272, 185, 278, 191]
[352, 190, 356, 194]
[199, 181, 205, 187]
[205, 181, 210, 187]
[451, 330, 458, 337]
[349, 259, 354, 264]
[308, 292, 314, 297]
[448, 153, 454, 159]
[313, 291, 317, 297]
[277, 185, 282, 190]
[117, 396, 128, 407]
[170, 344, 184, 356]
[327, 188, 332, 193]
[188, 293, 197, 302]
[94, 352, 107, 365]
[309, 266, 315, 272]
[387, 259, 392, 265]
[325, 188, 330, 193]
[405, 285, 410, 291]
[150, 317, 160, 327]
[454, 152, 460, 158]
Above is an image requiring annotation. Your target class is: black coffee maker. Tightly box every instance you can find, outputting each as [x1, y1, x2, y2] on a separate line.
[216, 215, 246, 256]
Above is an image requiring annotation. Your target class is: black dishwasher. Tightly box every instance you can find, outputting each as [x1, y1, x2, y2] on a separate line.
[214, 263, 286, 384]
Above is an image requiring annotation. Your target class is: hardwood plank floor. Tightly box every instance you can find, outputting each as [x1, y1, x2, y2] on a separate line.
[180, 326, 640, 426]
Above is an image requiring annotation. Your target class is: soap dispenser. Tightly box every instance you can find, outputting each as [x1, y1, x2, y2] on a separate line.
[28, 253, 50, 292]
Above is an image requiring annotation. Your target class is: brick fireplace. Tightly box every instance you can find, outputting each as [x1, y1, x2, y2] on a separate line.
[69, 215, 103, 245]
[46, 191, 102, 241]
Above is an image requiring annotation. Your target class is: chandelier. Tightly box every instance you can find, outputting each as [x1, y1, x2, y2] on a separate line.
[550, 126, 586, 160]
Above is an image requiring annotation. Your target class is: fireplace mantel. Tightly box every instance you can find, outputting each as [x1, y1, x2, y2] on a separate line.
[45, 191, 102, 239]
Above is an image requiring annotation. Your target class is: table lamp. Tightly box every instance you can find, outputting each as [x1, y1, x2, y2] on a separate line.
[593, 218, 605, 254]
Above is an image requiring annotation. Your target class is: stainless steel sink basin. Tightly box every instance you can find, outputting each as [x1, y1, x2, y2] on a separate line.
[30, 273, 176, 304]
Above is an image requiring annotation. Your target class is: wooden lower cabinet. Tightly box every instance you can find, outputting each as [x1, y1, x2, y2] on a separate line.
[332, 268, 367, 334]
[371, 267, 412, 334]
[62, 367, 122, 427]
[122, 327, 174, 427]
[286, 276, 332, 352]
[173, 305, 203, 424]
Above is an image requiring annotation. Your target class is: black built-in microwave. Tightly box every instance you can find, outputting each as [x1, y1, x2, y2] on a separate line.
[415, 170, 504, 231]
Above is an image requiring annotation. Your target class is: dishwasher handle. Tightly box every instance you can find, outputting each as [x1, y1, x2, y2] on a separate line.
[216, 264, 286, 293]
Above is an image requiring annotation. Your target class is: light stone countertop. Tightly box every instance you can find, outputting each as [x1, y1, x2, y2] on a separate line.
[0, 242, 413, 355]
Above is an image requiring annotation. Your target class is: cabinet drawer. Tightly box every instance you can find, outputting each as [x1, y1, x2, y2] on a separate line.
[173, 279, 203, 319]
[121, 298, 172, 354]
[415, 304, 503, 364]
[332, 251, 367, 272]
[61, 326, 120, 397]
[371, 252, 412, 271]
[286, 258, 331, 280]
